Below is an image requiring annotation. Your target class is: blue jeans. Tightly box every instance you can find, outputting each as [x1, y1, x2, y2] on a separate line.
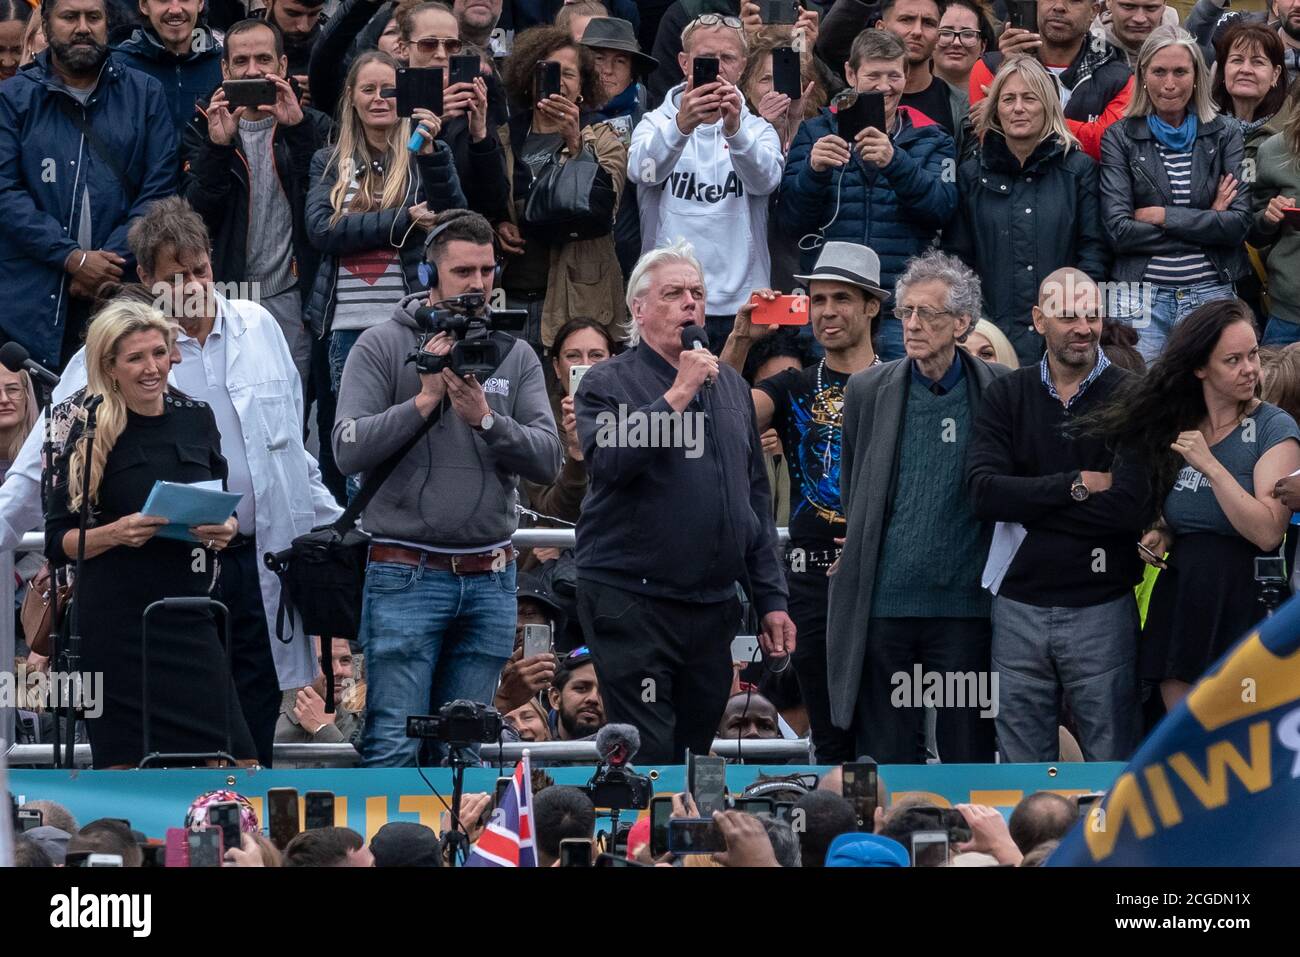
[1262, 315, 1300, 346]
[1118, 281, 1235, 364]
[875, 318, 905, 361]
[358, 558, 517, 767]
[328, 328, 364, 395]
[991, 592, 1141, 763]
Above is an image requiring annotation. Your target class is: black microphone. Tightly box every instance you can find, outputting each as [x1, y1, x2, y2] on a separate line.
[594, 723, 641, 768]
[0, 342, 60, 388]
[679, 324, 713, 391]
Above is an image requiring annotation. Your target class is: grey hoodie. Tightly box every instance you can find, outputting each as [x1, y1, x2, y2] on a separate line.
[332, 293, 564, 548]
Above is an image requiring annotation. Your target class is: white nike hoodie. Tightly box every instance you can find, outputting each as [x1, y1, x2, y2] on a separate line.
[628, 83, 784, 315]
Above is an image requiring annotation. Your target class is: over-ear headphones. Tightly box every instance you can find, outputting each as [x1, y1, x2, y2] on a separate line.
[418, 211, 504, 291]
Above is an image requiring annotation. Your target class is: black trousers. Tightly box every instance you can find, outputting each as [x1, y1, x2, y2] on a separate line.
[788, 567, 858, 763]
[309, 334, 346, 503]
[578, 580, 738, 765]
[854, 617, 997, 765]
[214, 539, 283, 767]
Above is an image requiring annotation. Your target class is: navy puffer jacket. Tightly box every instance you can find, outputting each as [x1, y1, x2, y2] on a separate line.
[777, 105, 957, 293]
[303, 143, 467, 337]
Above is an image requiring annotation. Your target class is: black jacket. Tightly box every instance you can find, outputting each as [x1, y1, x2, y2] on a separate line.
[303, 143, 467, 337]
[1099, 114, 1251, 284]
[945, 133, 1109, 365]
[181, 103, 334, 292]
[574, 343, 787, 615]
[966, 363, 1156, 607]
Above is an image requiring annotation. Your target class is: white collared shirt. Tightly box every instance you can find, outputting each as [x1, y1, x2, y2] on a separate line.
[173, 304, 256, 531]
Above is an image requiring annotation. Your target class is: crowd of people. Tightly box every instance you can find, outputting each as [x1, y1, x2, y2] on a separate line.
[4, 0, 1300, 802]
[9, 769, 1086, 867]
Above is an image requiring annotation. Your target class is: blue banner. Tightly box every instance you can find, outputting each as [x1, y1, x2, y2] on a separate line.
[8, 762, 1123, 843]
[1049, 593, 1300, 866]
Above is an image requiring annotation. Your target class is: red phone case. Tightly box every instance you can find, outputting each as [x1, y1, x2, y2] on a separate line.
[750, 293, 810, 325]
[164, 828, 189, 868]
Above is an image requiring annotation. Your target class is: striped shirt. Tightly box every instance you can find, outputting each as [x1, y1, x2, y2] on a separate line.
[330, 176, 408, 332]
[1143, 145, 1218, 285]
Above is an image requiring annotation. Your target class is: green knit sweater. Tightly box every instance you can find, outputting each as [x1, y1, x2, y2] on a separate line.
[870, 378, 991, 618]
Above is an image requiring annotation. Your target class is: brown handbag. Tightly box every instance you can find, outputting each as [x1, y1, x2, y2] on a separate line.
[20, 561, 70, 657]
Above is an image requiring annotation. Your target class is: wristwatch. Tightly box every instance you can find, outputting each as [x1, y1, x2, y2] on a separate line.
[1070, 473, 1090, 502]
[475, 412, 495, 433]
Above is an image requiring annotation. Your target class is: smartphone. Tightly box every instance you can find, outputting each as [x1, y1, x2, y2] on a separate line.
[595, 852, 645, 866]
[759, 0, 799, 24]
[223, 78, 277, 108]
[139, 844, 165, 868]
[86, 853, 124, 867]
[559, 837, 594, 867]
[522, 622, 552, 659]
[304, 790, 335, 830]
[1137, 541, 1167, 569]
[187, 828, 223, 868]
[1075, 791, 1106, 812]
[395, 66, 444, 117]
[910, 806, 974, 844]
[687, 753, 727, 818]
[1281, 206, 1300, 226]
[771, 45, 802, 98]
[1255, 555, 1287, 581]
[569, 363, 592, 396]
[1008, 0, 1038, 31]
[842, 761, 878, 832]
[207, 801, 242, 855]
[731, 797, 776, 815]
[911, 830, 950, 867]
[835, 90, 885, 142]
[731, 634, 760, 663]
[691, 56, 720, 89]
[649, 795, 673, 858]
[267, 787, 300, 850]
[750, 292, 810, 325]
[165, 827, 190, 868]
[534, 60, 562, 103]
[17, 808, 42, 832]
[668, 817, 726, 854]
[449, 53, 480, 86]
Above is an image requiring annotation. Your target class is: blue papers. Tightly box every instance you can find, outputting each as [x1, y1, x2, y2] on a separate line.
[141, 480, 242, 541]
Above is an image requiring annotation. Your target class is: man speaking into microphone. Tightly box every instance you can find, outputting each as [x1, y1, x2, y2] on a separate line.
[574, 240, 794, 766]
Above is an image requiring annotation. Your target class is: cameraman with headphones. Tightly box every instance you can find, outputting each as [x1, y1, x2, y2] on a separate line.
[333, 209, 564, 768]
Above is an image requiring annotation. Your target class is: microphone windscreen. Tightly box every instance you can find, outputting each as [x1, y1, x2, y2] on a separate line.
[0, 341, 29, 374]
[595, 722, 641, 763]
[679, 325, 708, 352]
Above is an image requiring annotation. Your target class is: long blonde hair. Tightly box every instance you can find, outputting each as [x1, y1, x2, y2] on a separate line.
[0, 368, 37, 463]
[67, 301, 176, 510]
[327, 51, 416, 227]
[1126, 25, 1217, 123]
[980, 55, 1078, 153]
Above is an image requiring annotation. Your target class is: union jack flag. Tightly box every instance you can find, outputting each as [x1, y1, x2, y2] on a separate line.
[465, 753, 536, 867]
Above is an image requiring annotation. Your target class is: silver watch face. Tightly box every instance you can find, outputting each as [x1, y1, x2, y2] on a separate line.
[480, 412, 495, 431]
[1071, 482, 1088, 502]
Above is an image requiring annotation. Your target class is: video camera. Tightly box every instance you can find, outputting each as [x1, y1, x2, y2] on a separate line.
[406, 699, 504, 747]
[406, 293, 528, 381]
[581, 724, 652, 811]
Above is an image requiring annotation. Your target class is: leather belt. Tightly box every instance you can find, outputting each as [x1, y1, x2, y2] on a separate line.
[369, 543, 515, 575]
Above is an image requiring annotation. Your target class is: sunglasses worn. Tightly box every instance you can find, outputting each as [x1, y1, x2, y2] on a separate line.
[412, 36, 463, 54]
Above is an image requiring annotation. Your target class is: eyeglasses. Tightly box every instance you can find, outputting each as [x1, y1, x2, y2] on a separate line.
[937, 28, 982, 46]
[893, 305, 954, 324]
[693, 13, 743, 28]
[410, 36, 463, 54]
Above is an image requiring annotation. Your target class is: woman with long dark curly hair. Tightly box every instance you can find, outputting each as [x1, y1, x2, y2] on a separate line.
[1085, 299, 1300, 713]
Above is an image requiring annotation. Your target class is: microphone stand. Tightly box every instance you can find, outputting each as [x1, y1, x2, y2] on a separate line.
[62, 395, 102, 769]
[34, 377, 65, 770]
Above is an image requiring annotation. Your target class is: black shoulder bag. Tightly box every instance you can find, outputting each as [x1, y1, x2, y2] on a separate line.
[521, 143, 617, 243]
[264, 402, 443, 712]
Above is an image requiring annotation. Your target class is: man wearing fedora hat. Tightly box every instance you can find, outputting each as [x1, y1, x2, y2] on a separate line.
[826, 249, 1001, 765]
[580, 16, 659, 277]
[719, 241, 886, 762]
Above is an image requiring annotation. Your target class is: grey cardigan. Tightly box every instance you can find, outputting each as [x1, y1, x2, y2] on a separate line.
[1099, 114, 1251, 284]
[824, 348, 1003, 730]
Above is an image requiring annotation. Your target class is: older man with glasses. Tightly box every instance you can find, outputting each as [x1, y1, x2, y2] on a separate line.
[826, 250, 1003, 765]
